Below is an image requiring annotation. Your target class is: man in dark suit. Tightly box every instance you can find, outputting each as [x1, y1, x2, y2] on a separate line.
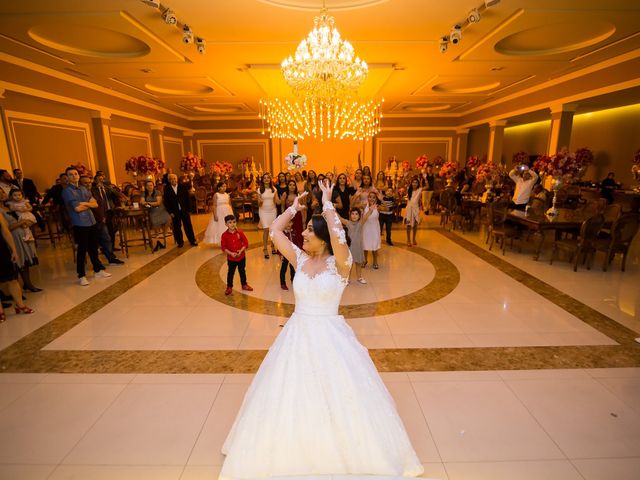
[163, 173, 197, 247]
[12, 169, 40, 205]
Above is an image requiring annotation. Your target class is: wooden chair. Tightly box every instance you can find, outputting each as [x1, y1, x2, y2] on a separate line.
[488, 203, 520, 255]
[593, 212, 640, 271]
[528, 197, 546, 217]
[599, 203, 622, 237]
[438, 189, 457, 230]
[549, 214, 605, 271]
[194, 186, 208, 213]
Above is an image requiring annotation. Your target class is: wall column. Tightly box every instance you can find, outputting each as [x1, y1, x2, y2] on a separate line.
[0, 89, 14, 171]
[183, 130, 194, 156]
[90, 110, 116, 182]
[151, 124, 165, 161]
[455, 129, 469, 165]
[547, 104, 576, 154]
[488, 120, 507, 165]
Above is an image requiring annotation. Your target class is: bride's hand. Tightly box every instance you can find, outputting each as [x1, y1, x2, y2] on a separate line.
[319, 178, 332, 204]
[292, 191, 308, 212]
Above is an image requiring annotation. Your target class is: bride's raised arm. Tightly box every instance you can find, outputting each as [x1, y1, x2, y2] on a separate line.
[318, 179, 351, 277]
[269, 191, 308, 269]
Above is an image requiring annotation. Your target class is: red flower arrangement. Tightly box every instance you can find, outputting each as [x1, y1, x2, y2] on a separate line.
[512, 151, 529, 165]
[574, 148, 594, 167]
[181, 152, 205, 172]
[401, 160, 411, 172]
[71, 163, 93, 178]
[212, 161, 233, 176]
[533, 147, 594, 179]
[431, 155, 445, 167]
[466, 155, 480, 170]
[476, 162, 497, 182]
[439, 160, 458, 178]
[125, 155, 164, 176]
[415, 154, 428, 169]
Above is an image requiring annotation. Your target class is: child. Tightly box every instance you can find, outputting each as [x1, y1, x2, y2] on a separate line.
[362, 192, 381, 269]
[279, 219, 296, 290]
[203, 182, 233, 246]
[7, 188, 36, 242]
[379, 187, 396, 246]
[339, 207, 366, 284]
[404, 177, 423, 246]
[220, 214, 253, 296]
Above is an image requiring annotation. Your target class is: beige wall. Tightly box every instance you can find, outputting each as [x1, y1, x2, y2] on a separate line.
[503, 120, 551, 165]
[466, 125, 490, 162]
[110, 132, 151, 184]
[163, 138, 184, 175]
[197, 141, 268, 179]
[377, 138, 451, 176]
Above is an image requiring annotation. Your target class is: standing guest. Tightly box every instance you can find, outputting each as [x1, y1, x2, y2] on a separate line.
[257, 173, 278, 258]
[508, 165, 538, 210]
[279, 219, 297, 291]
[0, 170, 14, 196]
[162, 168, 174, 186]
[93, 171, 125, 249]
[422, 165, 435, 214]
[351, 173, 380, 211]
[81, 176, 124, 265]
[142, 180, 172, 252]
[0, 190, 41, 293]
[220, 214, 253, 296]
[600, 172, 620, 205]
[6, 189, 36, 242]
[281, 180, 305, 252]
[163, 173, 197, 248]
[0, 213, 34, 321]
[339, 207, 366, 284]
[379, 187, 396, 246]
[375, 171, 387, 191]
[351, 168, 363, 189]
[62, 166, 111, 286]
[294, 172, 305, 195]
[362, 192, 381, 269]
[362, 166, 372, 178]
[331, 173, 355, 219]
[404, 177, 423, 247]
[275, 172, 288, 214]
[12, 169, 40, 205]
[203, 181, 233, 246]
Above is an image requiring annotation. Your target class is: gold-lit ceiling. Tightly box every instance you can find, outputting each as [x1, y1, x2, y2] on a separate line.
[0, 0, 639, 122]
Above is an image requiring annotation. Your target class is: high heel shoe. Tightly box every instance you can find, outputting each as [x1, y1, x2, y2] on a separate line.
[0, 312, 5, 323]
[152, 241, 161, 253]
[14, 305, 34, 314]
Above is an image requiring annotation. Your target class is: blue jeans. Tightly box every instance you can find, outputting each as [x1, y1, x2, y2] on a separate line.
[96, 221, 116, 262]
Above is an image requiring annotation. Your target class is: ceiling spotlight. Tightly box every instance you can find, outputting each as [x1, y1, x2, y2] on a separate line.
[195, 37, 206, 54]
[141, 0, 160, 8]
[182, 25, 193, 44]
[439, 36, 449, 54]
[468, 8, 480, 23]
[162, 8, 177, 25]
[484, 0, 501, 7]
[450, 25, 462, 45]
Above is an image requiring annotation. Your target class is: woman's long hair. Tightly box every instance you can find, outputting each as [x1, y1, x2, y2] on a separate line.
[310, 214, 350, 255]
[259, 173, 274, 194]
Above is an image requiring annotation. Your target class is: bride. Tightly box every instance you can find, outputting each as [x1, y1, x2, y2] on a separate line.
[219, 179, 424, 479]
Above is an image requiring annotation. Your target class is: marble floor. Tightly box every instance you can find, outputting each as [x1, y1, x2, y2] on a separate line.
[0, 213, 639, 479]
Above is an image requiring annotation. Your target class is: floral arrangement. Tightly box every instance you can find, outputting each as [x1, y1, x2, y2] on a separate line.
[476, 162, 498, 182]
[125, 155, 164, 176]
[415, 154, 428, 169]
[71, 163, 93, 178]
[632, 149, 640, 181]
[285, 152, 307, 171]
[512, 151, 529, 165]
[634, 148, 640, 165]
[401, 160, 411, 172]
[212, 161, 233, 176]
[466, 155, 480, 170]
[181, 152, 205, 172]
[574, 147, 594, 168]
[438, 160, 458, 178]
[533, 147, 595, 180]
[431, 155, 445, 167]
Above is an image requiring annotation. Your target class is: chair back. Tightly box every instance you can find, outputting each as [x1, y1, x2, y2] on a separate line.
[528, 197, 546, 216]
[611, 213, 640, 246]
[439, 189, 457, 211]
[603, 203, 622, 224]
[195, 186, 207, 201]
[488, 203, 507, 228]
[580, 214, 605, 243]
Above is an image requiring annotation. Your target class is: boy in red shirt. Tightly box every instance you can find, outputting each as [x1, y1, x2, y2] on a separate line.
[220, 215, 253, 295]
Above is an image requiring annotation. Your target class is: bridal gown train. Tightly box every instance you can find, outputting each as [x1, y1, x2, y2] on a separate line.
[219, 245, 424, 480]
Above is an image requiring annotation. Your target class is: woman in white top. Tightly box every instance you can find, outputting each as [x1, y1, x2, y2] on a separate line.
[258, 173, 278, 258]
[404, 176, 423, 246]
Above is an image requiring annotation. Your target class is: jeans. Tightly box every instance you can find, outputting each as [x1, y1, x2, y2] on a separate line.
[96, 221, 116, 262]
[379, 213, 394, 243]
[227, 257, 247, 287]
[73, 224, 104, 278]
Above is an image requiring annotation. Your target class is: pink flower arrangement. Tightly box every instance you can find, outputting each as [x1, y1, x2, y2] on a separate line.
[212, 161, 233, 176]
[574, 147, 594, 167]
[466, 155, 480, 170]
[533, 148, 580, 179]
[512, 151, 529, 165]
[476, 162, 497, 182]
[181, 152, 205, 172]
[125, 155, 164, 176]
[285, 152, 307, 171]
[439, 160, 458, 178]
[71, 163, 93, 178]
[415, 154, 428, 169]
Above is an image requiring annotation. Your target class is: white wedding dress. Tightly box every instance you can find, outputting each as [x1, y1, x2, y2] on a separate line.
[219, 244, 424, 480]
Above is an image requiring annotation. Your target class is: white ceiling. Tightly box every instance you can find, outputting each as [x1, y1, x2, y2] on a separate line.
[0, 0, 639, 122]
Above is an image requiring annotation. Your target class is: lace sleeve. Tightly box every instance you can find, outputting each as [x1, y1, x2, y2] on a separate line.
[322, 201, 346, 245]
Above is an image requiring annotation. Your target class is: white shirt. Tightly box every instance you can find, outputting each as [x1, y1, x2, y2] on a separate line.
[509, 169, 539, 205]
[171, 184, 180, 210]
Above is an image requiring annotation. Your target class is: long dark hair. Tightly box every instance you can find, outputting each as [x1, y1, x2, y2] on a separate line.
[407, 176, 421, 199]
[310, 214, 350, 255]
[259, 173, 274, 194]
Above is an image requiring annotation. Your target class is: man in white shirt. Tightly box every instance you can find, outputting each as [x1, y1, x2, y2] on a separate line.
[509, 165, 539, 210]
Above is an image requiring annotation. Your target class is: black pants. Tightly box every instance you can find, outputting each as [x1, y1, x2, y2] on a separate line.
[96, 221, 116, 262]
[171, 209, 196, 245]
[280, 257, 295, 285]
[73, 224, 104, 278]
[379, 213, 394, 243]
[510, 202, 527, 211]
[227, 257, 247, 287]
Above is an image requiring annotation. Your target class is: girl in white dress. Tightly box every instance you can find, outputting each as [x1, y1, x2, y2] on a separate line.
[219, 180, 423, 479]
[361, 191, 381, 269]
[404, 177, 423, 246]
[203, 182, 233, 246]
[257, 173, 277, 258]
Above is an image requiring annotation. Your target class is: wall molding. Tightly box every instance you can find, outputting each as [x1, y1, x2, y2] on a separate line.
[196, 139, 271, 173]
[374, 137, 452, 173]
[163, 135, 184, 157]
[110, 128, 152, 156]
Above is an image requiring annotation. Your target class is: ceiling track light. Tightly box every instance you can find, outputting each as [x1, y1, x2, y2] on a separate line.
[450, 25, 462, 45]
[439, 36, 449, 54]
[467, 8, 480, 24]
[195, 37, 206, 54]
[162, 8, 177, 25]
[141, 0, 160, 8]
[484, 0, 500, 7]
[182, 25, 193, 44]
[436, 0, 500, 52]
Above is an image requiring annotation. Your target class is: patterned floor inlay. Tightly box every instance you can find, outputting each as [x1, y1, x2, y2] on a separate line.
[0, 228, 638, 374]
[195, 244, 460, 318]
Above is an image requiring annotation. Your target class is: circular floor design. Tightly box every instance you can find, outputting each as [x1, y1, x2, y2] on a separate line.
[195, 244, 460, 319]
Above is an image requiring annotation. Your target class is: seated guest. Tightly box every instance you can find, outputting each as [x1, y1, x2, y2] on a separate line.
[508, 165, 538, 210]
[600, 172, 620, 205]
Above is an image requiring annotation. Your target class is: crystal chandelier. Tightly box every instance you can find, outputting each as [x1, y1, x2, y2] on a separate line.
[260, 97, 382, 141]
[260, 4, 381, 141]
[281, 8, 368, 99]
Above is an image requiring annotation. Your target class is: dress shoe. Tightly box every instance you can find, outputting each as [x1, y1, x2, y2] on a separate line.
[224, 287, 233, 295]
[109, 258, 124, 265]
[190, 241, 199, 247]
[281, 284, 289, 291]
[241, 284, 254, 291]
[24, 286, 43, 292]
[177, 243, 184, 248]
